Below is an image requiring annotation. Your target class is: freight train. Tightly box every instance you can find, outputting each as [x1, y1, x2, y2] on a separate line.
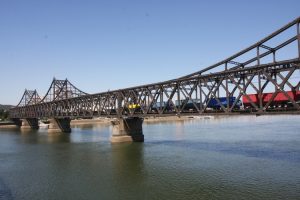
[207, 97, 241, 109]
[124, 90, 300, 113]
[175, 99, 201, 110]
[242, 90, 300, 108]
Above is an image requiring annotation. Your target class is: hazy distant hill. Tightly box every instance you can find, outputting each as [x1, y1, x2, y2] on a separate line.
[0, 104, 14, 110]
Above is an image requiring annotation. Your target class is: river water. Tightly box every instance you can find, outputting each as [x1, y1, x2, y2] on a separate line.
[0, 115, 299, 200]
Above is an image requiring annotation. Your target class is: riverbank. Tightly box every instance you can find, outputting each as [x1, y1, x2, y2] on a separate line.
[0, 121, 18, 128]
[70, 115, 214, 125]
[144, 115, 213, 124]
[0, 116, 211, 129]
[71, 118, 112, 125]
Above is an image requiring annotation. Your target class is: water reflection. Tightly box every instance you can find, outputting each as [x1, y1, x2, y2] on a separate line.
[20, 128, 38, 134]
[69, 124, 110, 143]
[18, 129, 71, 144]
[19, 129, 39, 144]
[174, 120, 185, 140]
[47, 132, 71, 143]
[111, 143, 145, 196]
[0, 177, 13, 200]
[72, 124, 94, 129]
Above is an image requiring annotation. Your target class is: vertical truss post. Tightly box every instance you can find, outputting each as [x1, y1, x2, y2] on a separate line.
[117, 93, 123, 118]
[160, 86, 163, 112]
[195, 82, 198, 100]
[273, 72, 277, 92]
[65, 81, 68, 99]
[225, 62, 229, 112]
[242, 75, 246, 105]
[147, 93, 150, 108]
[257, 46, 260, 65]
[24, 90, 28, 105]
[53, 79, 56, 101]
[297, 22, 300, 58]
[199, 81, 203, 111]
[258, 72, 263, 111]
[217, 80, 220, 98]
[257, 47, 262, 112]
[177, 82, 180, 108]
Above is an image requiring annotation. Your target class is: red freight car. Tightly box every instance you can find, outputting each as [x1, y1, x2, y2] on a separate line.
[242, 90, 300, 107]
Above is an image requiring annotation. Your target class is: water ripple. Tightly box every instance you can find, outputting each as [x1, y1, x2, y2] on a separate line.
[0, 178, 13, 200]
[148, 140, 300, 163]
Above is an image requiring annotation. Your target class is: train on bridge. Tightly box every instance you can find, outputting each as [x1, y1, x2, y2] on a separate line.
[242, 90, 300, 109]
[126, 90, 300, 114]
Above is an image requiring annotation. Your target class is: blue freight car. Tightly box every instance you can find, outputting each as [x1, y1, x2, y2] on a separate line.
[207, 97, 240, 109]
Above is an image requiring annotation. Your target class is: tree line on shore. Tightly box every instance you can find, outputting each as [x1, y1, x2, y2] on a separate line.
[0, 105, 13, 121]
[0, 109, 9, 121]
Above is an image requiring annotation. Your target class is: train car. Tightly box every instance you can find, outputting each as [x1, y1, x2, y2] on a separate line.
[207, 97, 240, 109]
[175, 99, 202, 111]
[128, 103, 140, 109]
[242, 90, 300, 108]
[122, 103, 141, 114]
[151, 101, 174, 112]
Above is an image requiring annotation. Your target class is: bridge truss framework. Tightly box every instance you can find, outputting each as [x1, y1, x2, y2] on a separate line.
[9, 17, 300, 119]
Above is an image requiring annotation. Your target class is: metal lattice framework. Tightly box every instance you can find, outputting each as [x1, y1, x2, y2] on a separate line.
[40, 78, 88, 102]
[10, 17, 300, 119]
[16, 89, 42, 107]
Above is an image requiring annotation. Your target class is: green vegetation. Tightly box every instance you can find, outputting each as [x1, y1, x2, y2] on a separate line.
[0, 105, 12, 121]
[0, 109, 9, 121]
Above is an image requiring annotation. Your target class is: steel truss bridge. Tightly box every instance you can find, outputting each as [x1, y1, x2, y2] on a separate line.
[9, 17, 300, 120]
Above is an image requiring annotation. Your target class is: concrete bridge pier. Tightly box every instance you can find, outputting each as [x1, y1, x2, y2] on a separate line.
[20, 118, 39, 130]
[110, 117, 144, 143]
[48, 118, 71, 133]
[10, 118, 22, 127]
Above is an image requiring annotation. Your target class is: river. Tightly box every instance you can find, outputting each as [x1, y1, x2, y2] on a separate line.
[0, 115, 299, 200]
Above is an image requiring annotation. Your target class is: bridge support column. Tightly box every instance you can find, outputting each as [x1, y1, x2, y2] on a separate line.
[110, 117, 144, 143]
[11, 118, 22, 127]
[48, 118, 71, 133]
[21, 118, 39, 130]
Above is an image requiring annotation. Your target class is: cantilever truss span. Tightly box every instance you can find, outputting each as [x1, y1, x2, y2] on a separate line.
[16, 89, 42, 107]
[9, 17, 300, 119]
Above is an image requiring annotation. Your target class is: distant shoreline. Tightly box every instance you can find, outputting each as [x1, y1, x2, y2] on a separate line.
[0, 121, 18, 128]
[1, 113, 299, 129]
[71, 115, 212, 125]
[71, 118, 112, 125]
[0, 117, 197, 128]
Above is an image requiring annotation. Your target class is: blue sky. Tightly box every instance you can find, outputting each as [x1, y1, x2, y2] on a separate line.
[0, 0, 299, 105]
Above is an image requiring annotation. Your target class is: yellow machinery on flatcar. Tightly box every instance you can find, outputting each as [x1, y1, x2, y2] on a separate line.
[128, 103, 140, 109]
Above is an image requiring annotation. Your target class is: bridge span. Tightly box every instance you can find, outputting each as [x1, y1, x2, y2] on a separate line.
[9, 17, 300, 142]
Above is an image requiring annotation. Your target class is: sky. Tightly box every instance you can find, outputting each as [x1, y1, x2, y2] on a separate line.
[0, 0, 299, 105]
